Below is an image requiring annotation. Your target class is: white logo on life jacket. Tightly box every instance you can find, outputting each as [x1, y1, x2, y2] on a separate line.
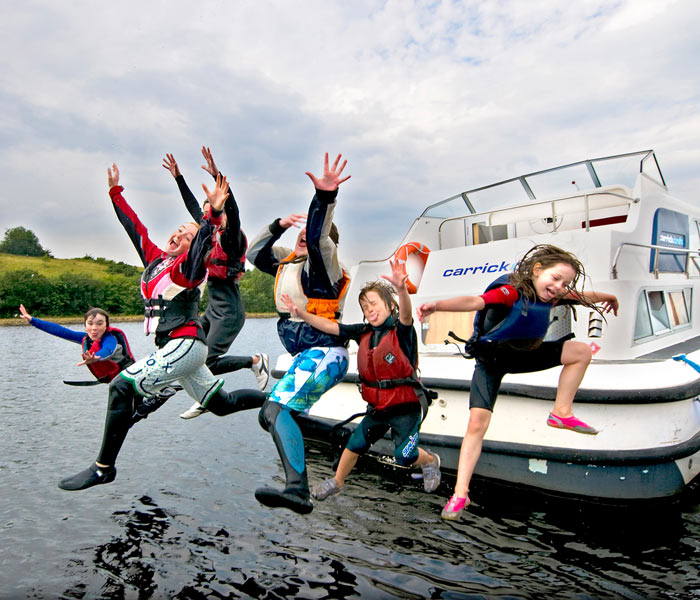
[500, 286, 510, 295]
[384, 352, 396, 364]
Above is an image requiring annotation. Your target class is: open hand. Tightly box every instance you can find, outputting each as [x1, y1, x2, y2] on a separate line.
[162, 153, 181, 178]
[382, 259, 408, 292]
[18, 304, 32, 323]
[305, 153, 351, 191]
[77, 350, 98, 366]
[280, 213, 307, 229]
[201, 146, 218, 177]
[280, 293, 301, 317]
[107, 163, 120, 188]
[202, 173, 229, 212]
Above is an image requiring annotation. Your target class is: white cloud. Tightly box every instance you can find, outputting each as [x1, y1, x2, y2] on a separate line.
[0, 0, 699, 268]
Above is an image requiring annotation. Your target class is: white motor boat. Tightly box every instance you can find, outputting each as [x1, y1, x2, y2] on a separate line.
[275, 150, 700, 501]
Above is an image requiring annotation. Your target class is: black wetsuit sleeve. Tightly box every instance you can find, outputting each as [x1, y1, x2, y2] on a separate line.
[304, 188, 340, 297]
[337, 322, 367, 344]
[218, 181, 247, 261]
[175, 175, 205, 225]
[250, 219, 287, 276]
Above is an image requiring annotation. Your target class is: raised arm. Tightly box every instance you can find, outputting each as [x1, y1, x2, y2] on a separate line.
[567, 290, 619, 316]
[280, 293, 340, 336]
[163, 153, 205, 224]
[108, 163, 162, 266]
[382, 259, 412, 326]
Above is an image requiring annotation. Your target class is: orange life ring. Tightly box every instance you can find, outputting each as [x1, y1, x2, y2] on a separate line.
[394, 242, 430, 294]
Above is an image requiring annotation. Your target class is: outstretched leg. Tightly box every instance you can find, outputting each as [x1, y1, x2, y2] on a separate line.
[58, 375, 137, 491]
[255, 400, 313, 514]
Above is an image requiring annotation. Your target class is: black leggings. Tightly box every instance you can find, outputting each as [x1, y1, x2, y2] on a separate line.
[96, 377, 266, 466]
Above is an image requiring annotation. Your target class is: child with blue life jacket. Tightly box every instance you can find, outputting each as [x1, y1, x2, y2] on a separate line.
[416, 244, 619, 520]
[281, 258, 442, 502]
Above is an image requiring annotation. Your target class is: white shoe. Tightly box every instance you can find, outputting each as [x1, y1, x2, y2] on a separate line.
[252, 353, 270, 391]
[179, 402, 208, 420]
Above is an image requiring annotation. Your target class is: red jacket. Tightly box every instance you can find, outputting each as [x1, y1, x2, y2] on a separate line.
[357, 327, 419, 411]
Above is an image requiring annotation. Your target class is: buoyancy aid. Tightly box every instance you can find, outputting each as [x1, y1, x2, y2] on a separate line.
[140, 255, 201, 336]
[207, 230, 247, 281]
[467, 274, 553, 356]
[82, 327, 135, 383]
[274, 251, 350, 321]
[357, 327, 421, 411]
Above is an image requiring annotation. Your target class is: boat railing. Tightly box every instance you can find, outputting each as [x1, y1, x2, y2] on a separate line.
[438, 189, 636, 249]
[611, 242, 700, 279]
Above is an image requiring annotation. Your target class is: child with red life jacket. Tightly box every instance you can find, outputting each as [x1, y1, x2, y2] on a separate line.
[281, 258, 441, 502]
[18, 305, 173, 422]
[416, 244, 619, 520]
[162, 148, 269, 420]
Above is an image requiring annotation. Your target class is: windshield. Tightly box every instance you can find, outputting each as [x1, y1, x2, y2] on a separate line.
[422, 150, 662, 218]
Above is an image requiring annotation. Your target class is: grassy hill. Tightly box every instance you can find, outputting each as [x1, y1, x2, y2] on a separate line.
[0, 252, 275, 320]
[0, 253, 141, 279]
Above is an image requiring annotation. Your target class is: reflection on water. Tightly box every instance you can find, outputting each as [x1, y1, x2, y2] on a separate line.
[1, 320, 700, 599]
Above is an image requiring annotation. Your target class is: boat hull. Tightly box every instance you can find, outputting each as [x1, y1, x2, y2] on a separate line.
[275, 353, 700, 501]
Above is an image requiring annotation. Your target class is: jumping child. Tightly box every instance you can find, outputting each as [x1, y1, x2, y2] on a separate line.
[417, 244, 619, 520]
[281, 258, 441, 502]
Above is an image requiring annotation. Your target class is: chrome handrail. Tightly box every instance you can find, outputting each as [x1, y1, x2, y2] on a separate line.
[438, 190, 636, 249]
[611, 242, 700, 279]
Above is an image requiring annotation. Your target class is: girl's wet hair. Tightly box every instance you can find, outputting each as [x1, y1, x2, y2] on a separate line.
[84, 307, 110, 327]
[358, 280, 398, 320]
[509, 244, 603, 314]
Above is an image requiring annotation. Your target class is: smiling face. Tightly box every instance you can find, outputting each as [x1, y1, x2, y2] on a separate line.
[294, 227, 308, 257]
[84, 313, 108, 341]
[359, 290, 392, 327]
[532, 261, 576, 303]
[166, 222, 198, 256]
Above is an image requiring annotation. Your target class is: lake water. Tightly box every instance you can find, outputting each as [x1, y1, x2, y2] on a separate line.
[1, 318, 700, 599]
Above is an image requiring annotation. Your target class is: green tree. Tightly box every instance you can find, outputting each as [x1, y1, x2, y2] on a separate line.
[239, 268, 276, 312]
[0, 227, 51, 257]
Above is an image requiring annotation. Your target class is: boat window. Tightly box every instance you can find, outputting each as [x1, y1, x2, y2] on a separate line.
[423, 196, 471, 219]
[591, 154, 643, 189]
[647, 291, 671, 333]
[473, 223, 508, 244]
[634, 293, 653, 340]
[634, 288, 692, 342]
[669, 291, 689, 326]
[467, 180, 531, 213]
[525, 164, 593, 198]
[640, 153, 665, 187]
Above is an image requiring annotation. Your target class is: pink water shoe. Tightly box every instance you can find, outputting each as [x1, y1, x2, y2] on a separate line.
[441, 494, 471, 520]
[547, 413, 598, 435]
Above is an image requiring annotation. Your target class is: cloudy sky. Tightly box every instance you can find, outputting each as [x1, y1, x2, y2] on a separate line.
[1, 0, 699, 268]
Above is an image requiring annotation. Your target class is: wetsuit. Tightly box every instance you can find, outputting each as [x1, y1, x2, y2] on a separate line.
[468, 276, 573, 411]
[339, 316, 425, 466]
[176, 172, 252, 375]
[247, 187, 349, 511]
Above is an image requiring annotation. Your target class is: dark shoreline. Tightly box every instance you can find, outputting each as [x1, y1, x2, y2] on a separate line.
[0, 313, 276, 326]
